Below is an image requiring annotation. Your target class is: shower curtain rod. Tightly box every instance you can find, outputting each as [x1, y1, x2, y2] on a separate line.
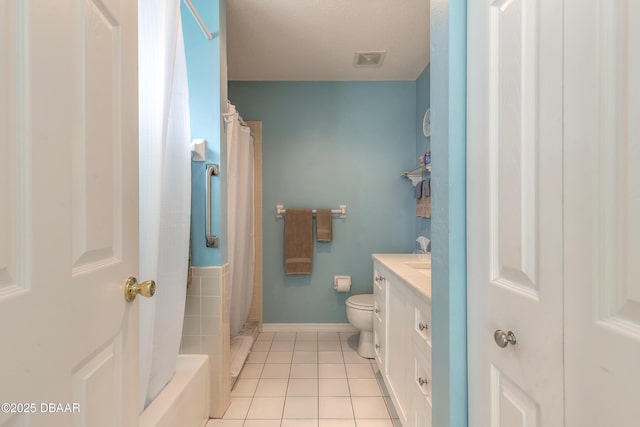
[183, 0, 214, 40]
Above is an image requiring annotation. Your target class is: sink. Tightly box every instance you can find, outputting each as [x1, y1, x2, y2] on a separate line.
[406, 262, 431, 270]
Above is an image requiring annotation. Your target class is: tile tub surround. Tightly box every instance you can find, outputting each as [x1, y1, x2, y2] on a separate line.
[181, 265, 232, 418]
[206, 331, 401, 427]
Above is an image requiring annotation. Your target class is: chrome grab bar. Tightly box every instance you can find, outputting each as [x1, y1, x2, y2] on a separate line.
[205, 164, 219, 248]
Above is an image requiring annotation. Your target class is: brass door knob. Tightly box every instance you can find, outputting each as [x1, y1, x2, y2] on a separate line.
[124, 277, 156, 302]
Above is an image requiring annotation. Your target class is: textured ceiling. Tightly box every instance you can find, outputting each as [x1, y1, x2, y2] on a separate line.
[226, 0, 430, 81]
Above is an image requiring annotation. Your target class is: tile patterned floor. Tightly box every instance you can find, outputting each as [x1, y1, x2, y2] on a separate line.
[206, 331, 400, 427]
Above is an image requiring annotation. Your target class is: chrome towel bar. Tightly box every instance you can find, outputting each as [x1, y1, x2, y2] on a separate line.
[206, 164, 219, 248]
[275, 204, 347, 219]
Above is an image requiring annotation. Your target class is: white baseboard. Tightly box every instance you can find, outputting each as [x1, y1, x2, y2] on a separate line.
[262, 323, 357, 333]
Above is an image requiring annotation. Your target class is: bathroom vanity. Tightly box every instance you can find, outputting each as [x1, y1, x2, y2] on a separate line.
[372, 254, 432, 427]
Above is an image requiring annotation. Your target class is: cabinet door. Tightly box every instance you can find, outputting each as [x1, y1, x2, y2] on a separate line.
[386, 278, 412, 425]
[412, 348, 433, 427]
[412, 292, 432, 362]
[373, 268, 386, 369]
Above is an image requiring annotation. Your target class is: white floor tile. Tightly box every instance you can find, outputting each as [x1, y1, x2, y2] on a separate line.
[283, 396, 319, 419]
[266, 351, 293, 364]
[319, 397, 354, 419]
[351, 397, 390, 419]
[231, 379, 258, 397]
[252, 341, 272, 352]
[239, 363, 264, 379]
[270, 341, 295, 352]
[340, 331, 358, 341]
[261, 364, 291, 379]
[319, 420, 356, 427]
[319, 364, 347, 379]
[290, 363, 318, 379]
[222, 397, 252, 419]
[206, 420, 244, 427]
[243, 420, 281, 427]
[295, 341, 318, 351]
[274, 331, 297, 341]
[318, 332, 340, 341]
[355, 420, 394, 427]
[318, 341, 342, 351]
[233, 329, 403, 426]
[319, 378, 350, 397]
[319, 351, 344, 364]
[296, 331, 318, 341]
[341, 339, 359, 353]
[246, 397, 286, 419]
[254, 378, 289, 397]
[287, 378, 318, 396]
[342, 351, 371, 364]
[346, 364, 375, 379]
[348, 379, 382, 397]
[293, 351, 318, 364]
[282, 420, 319, 427]
[256, 332, 275, 342]
[247, 351, 268, 364]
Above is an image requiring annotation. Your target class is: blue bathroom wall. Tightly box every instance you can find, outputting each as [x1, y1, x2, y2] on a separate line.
[415, 65, 431, 245]
[181, 0, 228, 267]
[430, 0, 468, 427]
[229, 81, 417, 323]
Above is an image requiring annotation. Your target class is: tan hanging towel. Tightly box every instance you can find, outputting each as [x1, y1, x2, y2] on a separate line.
[315, 209, 333, 242]
[416, 195, 431, 218]
[284, 209, 313, 274]
[416, 179, 431, 218]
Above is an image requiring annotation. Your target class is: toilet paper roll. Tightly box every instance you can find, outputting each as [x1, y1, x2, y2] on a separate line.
[334, 275, 351, 292]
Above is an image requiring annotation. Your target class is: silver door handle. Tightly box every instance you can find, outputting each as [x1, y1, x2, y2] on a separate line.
[205, 164, 219, 248]
[494, 330, 517, 348]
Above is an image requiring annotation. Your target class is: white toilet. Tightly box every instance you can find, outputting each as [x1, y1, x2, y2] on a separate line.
[345, 294, 375, 358]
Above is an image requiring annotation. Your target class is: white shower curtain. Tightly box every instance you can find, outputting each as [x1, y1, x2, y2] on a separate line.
[138, 0, 191, 411]
[225, 103, 255, 337]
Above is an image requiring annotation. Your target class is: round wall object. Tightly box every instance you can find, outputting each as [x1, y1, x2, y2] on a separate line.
[423, 109, 431, 137]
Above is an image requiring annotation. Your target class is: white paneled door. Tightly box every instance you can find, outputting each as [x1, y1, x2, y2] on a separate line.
[469, 0, 640, 426]
[564, 0, 640, 425]
[467, 0, 564, 426]
[0, 1, 139, 426]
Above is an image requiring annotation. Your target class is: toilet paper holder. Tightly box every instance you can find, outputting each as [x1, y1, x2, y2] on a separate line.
[334, 275, 351, 292]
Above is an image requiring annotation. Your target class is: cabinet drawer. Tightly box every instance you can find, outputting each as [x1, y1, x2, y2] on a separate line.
[374, 295, 384, 321]
[373, 313, 385, 367]
[373, 269, 386, 294]
[412, 352, 432, 406]
[411, 350, 432, 427]
[412, 296, 432, 354]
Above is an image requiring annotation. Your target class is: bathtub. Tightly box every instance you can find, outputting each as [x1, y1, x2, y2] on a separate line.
[139, 354, 210, 427]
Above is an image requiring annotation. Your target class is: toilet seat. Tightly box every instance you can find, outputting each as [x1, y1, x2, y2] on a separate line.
[346, 294, 374, 310]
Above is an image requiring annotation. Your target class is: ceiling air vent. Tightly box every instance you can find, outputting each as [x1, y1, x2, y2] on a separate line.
[354, 51, 386, 68]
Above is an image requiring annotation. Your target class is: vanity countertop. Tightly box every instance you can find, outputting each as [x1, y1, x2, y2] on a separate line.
[372, 253, 432, 300]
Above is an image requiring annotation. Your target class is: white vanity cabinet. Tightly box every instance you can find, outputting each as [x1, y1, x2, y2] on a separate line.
[373, 269, 386, 368]
[372, 254, 432, 427]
